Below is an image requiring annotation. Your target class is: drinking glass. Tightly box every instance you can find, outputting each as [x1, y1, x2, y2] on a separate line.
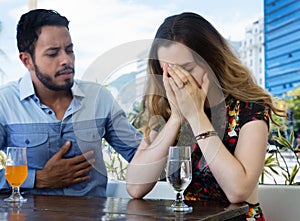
[166, 146, 192, 212]
[4, 147, 28, 202]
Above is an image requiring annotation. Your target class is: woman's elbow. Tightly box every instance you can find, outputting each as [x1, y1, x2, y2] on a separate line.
[126, 183, 156, 199]
[126, 184, 146, 199]
[225, 188, 250, 203]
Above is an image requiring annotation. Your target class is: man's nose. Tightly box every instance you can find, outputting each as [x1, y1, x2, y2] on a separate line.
[60, 51, 73, 66]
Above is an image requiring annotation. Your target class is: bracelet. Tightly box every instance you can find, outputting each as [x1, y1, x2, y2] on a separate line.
[195, 131, 218, 140]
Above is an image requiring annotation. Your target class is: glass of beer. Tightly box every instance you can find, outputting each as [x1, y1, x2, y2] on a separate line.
[4, 147, 28, 202]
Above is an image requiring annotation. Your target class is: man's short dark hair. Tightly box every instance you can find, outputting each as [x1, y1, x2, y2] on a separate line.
[17, 9, 69, 57]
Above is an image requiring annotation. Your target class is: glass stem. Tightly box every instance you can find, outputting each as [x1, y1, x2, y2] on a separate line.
[176, 192, 184, 203]
[11, 186, 21, 197]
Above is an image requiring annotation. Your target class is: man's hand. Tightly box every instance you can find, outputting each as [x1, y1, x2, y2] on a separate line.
[35, 141, 95, 189]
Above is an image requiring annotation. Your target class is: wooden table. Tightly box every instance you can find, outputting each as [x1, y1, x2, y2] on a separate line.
[0, 194, 248, 220]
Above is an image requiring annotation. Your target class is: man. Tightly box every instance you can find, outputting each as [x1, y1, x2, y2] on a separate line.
[0, 9, 140, 197]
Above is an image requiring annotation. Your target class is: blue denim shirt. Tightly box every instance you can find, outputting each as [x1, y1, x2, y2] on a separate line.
[0, 72, 140, 196]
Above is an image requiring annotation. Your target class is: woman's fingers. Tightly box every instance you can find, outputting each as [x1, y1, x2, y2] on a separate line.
[201, 72, 210, 95]
[162, 63, 173, 94]
[168, 77, 178, 92]
[162, 63, 169, 84]
[167, 65, 186, 89]
[167, 64, 196, 89]
[162, 63, 168, 77]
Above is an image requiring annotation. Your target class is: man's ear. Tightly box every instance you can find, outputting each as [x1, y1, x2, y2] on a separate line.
[19, 52, 34, 71]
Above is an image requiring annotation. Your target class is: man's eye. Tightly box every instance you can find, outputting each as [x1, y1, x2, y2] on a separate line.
[48, 53, 57, 57]
[66, 50, 74, 54]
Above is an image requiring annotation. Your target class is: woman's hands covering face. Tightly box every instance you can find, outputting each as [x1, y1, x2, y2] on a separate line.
[164, 64, 209, 123]
[162, 63, 183, 123]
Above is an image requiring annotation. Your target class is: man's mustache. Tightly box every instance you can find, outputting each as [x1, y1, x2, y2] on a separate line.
[55, 66, 75, 77]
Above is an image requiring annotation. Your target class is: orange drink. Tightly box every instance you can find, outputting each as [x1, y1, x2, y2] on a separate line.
[5, 165, 28, 187]
[4, 147, 28, 202]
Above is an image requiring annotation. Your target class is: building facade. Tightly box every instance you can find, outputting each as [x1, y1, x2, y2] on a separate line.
[238, 18, 265, 88]
[264, 0, 300, 97]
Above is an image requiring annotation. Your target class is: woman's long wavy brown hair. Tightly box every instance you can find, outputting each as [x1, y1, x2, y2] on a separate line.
[135, 12, 285, 138]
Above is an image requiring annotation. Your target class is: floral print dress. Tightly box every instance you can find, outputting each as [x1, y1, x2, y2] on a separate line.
[176, 95, 268, 221]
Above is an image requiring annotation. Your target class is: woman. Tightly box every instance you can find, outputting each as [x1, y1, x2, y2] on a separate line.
[126, 12, 285, 220]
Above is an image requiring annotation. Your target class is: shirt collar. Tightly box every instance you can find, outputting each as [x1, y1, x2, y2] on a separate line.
[19, 72, 85, 101]
[19, 72, 35, 101]
[71, 79, 85, 98]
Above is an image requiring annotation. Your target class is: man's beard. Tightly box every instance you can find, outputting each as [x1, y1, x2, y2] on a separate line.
[33, 63, 75, 91]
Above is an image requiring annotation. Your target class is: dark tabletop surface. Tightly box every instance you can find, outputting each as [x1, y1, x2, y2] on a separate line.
[0, 194, 248, 221]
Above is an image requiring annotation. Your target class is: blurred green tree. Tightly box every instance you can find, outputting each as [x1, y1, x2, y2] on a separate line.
[286, 87, 300, 132]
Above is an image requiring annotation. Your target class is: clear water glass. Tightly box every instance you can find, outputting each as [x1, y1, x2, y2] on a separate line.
[166, 146, 192, 212]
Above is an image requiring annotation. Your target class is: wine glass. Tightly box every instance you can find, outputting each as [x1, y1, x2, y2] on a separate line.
[166, 146, 192, 212]
[4, 147, 28, 202]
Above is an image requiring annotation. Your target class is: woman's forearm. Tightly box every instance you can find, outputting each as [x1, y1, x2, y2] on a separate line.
[126, 116, 181, 198]
[189, 114, 268, 203]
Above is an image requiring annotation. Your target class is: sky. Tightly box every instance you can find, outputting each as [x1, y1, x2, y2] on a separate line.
[0, 0, 263, 84]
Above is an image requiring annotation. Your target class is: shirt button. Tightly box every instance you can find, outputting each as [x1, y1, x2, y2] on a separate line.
[25, 139, 30, 145]
[48, 111, 53, 115]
